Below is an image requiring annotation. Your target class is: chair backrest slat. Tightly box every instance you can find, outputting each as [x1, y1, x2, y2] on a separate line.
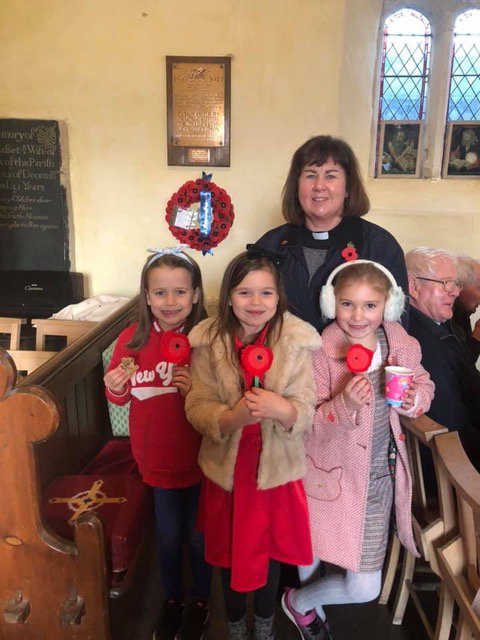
[435, 430, 480, 639]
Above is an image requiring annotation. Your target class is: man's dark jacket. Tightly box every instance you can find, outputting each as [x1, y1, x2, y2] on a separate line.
[452, 304, 480, 363]
[408, 305, 480, 470]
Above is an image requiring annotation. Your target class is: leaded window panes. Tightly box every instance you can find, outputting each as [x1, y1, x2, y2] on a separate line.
[379, 9, 431, 121]
[447, 10, 480, 121]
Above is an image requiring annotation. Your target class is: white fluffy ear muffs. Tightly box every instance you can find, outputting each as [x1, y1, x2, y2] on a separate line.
[320, 259, 405, 322]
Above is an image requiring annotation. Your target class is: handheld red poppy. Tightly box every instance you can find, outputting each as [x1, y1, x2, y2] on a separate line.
[346, 343, 374, 374]
[241, 345, 274, 387]
[160, 332, 191, 365]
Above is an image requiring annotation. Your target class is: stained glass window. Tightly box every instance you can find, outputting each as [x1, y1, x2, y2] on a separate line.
[447, 10, 480, 121]
[379, 9, 431, 121]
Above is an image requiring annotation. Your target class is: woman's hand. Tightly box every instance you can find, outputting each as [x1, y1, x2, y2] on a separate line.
[244, 388, 297, 429]
[342, 375, 371, 414]
[172, 365, 192, 397]
[218, 398, 254, 434]
[104, 365, 131, 395]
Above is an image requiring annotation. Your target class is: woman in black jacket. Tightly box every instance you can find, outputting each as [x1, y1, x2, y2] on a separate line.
[255, 135, 408, 332]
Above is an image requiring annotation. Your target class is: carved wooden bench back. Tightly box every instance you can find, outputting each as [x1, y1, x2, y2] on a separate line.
[0, 298, 138, 639]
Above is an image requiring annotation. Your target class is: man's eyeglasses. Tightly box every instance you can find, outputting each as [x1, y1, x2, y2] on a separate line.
[415, 276, 463, 292]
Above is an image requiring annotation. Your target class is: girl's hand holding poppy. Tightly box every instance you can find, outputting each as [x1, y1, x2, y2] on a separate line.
[342, 375, 372, 414]
[244, 388, 297, 429]
[104, 365, 131, 395]
[219, 397, 255, 434]
[172, 364, 192, 397]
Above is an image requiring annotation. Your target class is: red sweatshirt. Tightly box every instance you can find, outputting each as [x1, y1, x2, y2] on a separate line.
[106, 322, 202, 488]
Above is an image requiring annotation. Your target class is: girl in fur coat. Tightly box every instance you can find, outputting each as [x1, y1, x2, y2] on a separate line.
[185, 248, 321, 640]
[282, 260, 434, 640]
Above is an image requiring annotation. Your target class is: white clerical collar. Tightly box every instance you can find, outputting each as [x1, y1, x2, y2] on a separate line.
[312, 231, 329, 240]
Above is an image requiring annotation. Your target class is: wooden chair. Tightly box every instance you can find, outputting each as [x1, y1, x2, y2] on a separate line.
[435, 431, 480, 640]
[380, 414, 454, 639]
[380, 535, 402, 606]
[7, 349, 57, 376]
[0, 317, 26, 349]
[32, 318, 97, 350]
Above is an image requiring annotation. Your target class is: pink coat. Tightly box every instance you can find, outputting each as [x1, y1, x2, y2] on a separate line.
[305, 320, 434, 572]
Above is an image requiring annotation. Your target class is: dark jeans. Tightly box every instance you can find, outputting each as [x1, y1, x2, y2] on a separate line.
[153, 483, 211, 602]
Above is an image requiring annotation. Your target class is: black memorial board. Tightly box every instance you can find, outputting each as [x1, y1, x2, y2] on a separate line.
[0, 119, 70, 270]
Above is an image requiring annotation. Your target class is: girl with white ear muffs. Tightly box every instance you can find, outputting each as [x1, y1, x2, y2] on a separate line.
[282, 260, 434, 640]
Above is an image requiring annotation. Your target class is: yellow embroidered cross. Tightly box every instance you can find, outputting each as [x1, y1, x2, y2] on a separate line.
[49, 479, 127, 524]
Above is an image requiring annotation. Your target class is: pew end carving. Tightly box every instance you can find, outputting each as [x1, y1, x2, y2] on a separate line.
[0, 297, 152, 640]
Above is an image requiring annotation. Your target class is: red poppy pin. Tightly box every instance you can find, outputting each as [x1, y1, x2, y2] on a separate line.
[346, 343, 374, 374]
[341, 242, 358, 262]
[240, 345, 274, 388]
[160, 332, 191, 365]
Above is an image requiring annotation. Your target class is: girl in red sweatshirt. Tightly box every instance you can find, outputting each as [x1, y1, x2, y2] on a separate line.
[104, 247, 211, 640]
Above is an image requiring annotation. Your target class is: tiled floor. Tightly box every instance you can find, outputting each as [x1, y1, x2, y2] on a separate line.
[111, 555, 436, 640]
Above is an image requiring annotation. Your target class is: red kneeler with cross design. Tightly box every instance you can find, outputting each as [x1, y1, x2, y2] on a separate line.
[43, 439, 151, 575]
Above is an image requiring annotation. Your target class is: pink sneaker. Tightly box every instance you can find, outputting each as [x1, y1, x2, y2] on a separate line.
[281, 588, 332, 640]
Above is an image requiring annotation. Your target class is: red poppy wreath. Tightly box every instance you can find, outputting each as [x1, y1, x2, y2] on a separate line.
[165, 172, 234, 253]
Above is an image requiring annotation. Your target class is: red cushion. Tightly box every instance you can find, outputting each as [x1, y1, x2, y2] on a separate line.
[80, 438, 139, 476]
[43, 474, 151, 573]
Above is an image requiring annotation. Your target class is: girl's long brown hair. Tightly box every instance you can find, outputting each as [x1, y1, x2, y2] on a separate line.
[209, 251, 288, 366]
[127, 252, 205, 350]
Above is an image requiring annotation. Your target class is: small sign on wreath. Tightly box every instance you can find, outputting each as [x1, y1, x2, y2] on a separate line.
[165, 172, 234, 253]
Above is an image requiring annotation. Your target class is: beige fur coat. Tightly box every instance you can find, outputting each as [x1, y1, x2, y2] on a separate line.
[186, 312, 321, 491]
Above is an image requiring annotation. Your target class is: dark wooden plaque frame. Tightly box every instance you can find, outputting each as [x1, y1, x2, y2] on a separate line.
[166, 56, 231, 167]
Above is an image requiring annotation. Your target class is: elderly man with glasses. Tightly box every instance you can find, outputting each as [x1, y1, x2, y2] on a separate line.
[406, 247, 480, 473]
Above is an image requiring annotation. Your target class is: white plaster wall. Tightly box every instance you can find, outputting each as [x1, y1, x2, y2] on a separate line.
[0, 0, 343, 298]
[0, 0, 478, 300]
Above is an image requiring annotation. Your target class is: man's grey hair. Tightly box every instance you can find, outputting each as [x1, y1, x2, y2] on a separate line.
[405, 247, 457, 278]
[456, 256, 480, 287]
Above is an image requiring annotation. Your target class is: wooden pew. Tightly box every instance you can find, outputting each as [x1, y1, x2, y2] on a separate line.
[0, 317, 26, 349]
[32, 318, 98, 351]
[7, 349, 57, 377]
[0, 296, 153, 640]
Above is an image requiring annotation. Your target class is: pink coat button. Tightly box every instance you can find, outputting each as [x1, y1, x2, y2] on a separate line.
[399, 433, 406, 442]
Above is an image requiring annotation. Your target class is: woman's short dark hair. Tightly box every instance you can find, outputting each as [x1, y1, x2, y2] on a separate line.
[282, 135, 370, 224]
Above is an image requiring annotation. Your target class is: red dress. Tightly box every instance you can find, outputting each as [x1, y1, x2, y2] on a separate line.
[198, 331, 312, 592]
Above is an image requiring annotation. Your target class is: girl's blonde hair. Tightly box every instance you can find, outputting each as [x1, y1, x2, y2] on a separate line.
[127, 252, 205, 350]
[333, 262, 391, 298]
[209, 251, 288, 364]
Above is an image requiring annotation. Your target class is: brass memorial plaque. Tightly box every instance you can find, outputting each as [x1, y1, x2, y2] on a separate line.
[167, 56, 231, 167]
[187, 148, 211, 164]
